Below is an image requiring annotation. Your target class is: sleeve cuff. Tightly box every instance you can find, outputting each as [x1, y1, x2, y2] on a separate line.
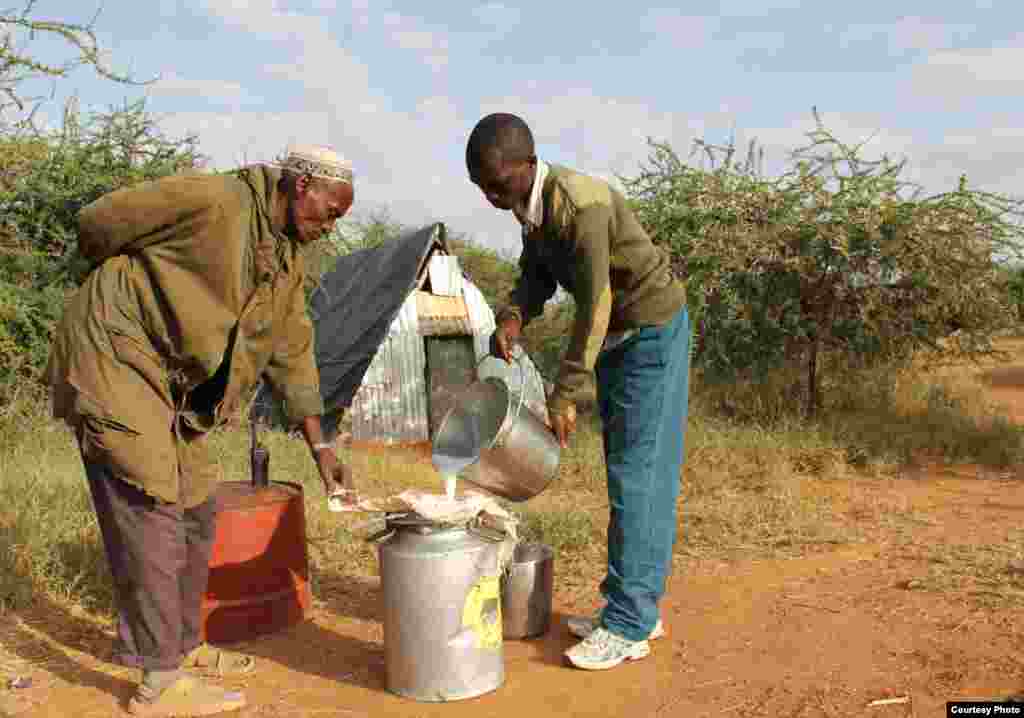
[547, 392, 575, 418]
[283, 386, 324, 423]
[495, 306, 523, 325]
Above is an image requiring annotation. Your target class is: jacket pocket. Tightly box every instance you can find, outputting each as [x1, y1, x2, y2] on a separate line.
[78, 412, 179, 503]
[105, 327, 174, 409]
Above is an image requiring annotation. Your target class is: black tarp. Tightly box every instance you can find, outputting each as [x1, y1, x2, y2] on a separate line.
[252, 222, 443, 426]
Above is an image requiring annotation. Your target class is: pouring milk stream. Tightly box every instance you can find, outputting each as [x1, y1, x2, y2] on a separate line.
[431, 410, 482, 499]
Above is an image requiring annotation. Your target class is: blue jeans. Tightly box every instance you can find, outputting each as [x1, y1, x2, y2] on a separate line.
[595, 306, 690, 642]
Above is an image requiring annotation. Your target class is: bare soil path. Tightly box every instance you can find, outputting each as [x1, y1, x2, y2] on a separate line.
[5, 367, 1024, 717]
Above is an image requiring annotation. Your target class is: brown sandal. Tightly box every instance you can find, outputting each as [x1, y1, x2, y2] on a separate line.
[182, 643, 255, 677]
[127, 675, 246, 716]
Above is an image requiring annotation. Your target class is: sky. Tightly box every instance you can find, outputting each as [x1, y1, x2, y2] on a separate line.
[12, 0, 1024, 256]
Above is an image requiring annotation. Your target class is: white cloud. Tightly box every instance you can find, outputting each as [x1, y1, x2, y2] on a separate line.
[910, 128, 1024, 196]
[887, 17, 974, 51]
[158, 96, 527, 252]
[739, 112, 1024, 200]
[715, 0, 806, 16]
[160, 111, 332, 170]
[379, 13, 451, 73]
[415, 95, 460, 128]
[392, 29, 442, 52]
[174, 2, 1022, 259]
[736, 111, 920, 180]
[748, 112, 914, 153]
[186, 3, 475, 238]
[198, 0, 373, 97]
[732, 30, 788, 55]
[840, 17, 974, 54]
[160, 96, 1024, 259]
[644, 9, 719, 48]
[644, 11, 787, 58]
[480, 87, 751, 180]
[913, 46, 1024, 95]
[349, 0, 370, 27]
[472, 3, 522, 29]
[148, 73, 246, 100]
[200, 0, 278, 31]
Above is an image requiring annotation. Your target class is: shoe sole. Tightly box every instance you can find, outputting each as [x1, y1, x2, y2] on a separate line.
[565, 643, 652, 671]
[127, 697, 246, 717]
[567, 621, 666, 641]
[184, 660, 256, 678]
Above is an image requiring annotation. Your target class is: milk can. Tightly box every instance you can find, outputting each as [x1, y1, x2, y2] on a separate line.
[375, 513, 506, 702]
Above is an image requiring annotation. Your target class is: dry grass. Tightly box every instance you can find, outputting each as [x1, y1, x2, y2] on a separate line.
[823, 363, 1024, 467]
[2, 345, 1023, 619]
[898, 532, 1024, 608]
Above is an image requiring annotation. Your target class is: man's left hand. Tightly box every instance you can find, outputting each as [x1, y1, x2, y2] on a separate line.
[314, 446, 354, 497]
[550, 404, 577, 449]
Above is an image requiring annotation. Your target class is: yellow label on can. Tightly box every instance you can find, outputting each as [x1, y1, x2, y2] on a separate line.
[461, 573, 502, 650]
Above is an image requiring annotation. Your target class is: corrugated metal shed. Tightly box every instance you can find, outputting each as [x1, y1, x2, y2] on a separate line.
[415, 291, 473, 336]
[254, 229, 551, 446]
[346, 296, 428, 444]
[343, 253, 549, 443]
[462, 278, 496, 363]
[463, 279, 548, 423]
[427, 254, 463, 297]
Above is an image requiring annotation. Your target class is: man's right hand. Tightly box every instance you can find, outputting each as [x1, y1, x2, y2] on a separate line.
[489, 317, 522, 363]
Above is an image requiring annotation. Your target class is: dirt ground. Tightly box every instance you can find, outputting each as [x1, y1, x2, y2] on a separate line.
[5, 369, 1024, 717]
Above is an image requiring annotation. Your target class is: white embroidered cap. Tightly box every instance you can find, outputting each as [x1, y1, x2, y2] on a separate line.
[275, 144, 353, 184]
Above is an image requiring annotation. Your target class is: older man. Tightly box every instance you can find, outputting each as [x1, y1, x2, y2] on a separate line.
[46, 145, 356, 716]
[467, 114, 690, 671]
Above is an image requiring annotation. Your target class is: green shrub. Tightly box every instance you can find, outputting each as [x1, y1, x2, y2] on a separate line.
[626, 109, 1023, 416]
[0, 272, 64, 386]
[0, 100, 202, 394]
[1, 100, 202, 263]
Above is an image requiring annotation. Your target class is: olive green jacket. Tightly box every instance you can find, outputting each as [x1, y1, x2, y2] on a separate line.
[46, 165, 323, 506]
[497, 164, 686, 416]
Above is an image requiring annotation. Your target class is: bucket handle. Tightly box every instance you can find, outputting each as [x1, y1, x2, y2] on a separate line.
[468, 521, 508, 544]
[476, 347, 543, 432]
[364, 527, 395, 544]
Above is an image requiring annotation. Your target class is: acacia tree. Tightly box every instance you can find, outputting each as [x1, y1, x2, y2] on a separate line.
[0, 4, 189, 388]
[626, 109, 1024, 416]
[0, 99, 202, 387]
[1, 1, 145, 128]
[3, 99, 202, 258]
[1007, 265, 1024, 323]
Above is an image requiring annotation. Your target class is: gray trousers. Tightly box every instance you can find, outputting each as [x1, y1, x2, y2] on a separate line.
[82, 453, 218, 671]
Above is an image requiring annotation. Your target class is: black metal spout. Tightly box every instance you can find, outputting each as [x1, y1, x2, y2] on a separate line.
[250, 417, 270, 489]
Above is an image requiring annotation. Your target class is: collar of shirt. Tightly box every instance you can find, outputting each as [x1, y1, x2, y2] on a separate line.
[514, 159, 549, 235]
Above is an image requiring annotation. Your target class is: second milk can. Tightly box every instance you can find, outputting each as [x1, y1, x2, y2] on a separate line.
[377, 512, 505, 702]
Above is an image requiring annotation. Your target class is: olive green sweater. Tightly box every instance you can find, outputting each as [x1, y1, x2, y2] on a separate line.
[497, 163, 686, 414]
[46, 166, 322, 505]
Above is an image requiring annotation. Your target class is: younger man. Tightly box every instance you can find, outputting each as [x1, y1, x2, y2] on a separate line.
[467, 114, 690, 671]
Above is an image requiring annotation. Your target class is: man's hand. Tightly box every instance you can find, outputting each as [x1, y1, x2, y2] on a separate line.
[550, 403, 577, 449]
[489, 317, 522, 363]
[301, 416, 355, 501]
[314, 445, 355, 497]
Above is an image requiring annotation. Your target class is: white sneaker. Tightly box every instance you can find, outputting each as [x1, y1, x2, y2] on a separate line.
[566, 615, 666, 641]
[564, 627, 651, 670]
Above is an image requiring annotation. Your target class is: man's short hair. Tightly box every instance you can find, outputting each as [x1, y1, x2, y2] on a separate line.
[466, 113, 535, 171]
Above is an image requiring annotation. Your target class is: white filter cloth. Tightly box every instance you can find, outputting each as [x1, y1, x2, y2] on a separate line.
[395, 489, 520, 571]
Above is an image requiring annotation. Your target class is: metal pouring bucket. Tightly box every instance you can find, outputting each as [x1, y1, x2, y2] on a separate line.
[432, 353, 560, 502]
[501, 543, 553, 639]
